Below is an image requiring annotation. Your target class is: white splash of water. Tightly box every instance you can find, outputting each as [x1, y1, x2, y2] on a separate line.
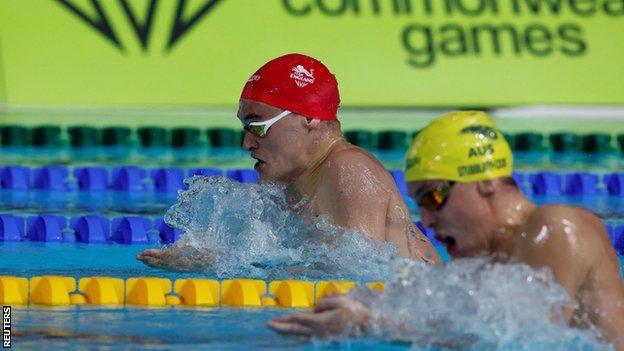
[162, 176, 397, 280]
[347, 258, 610, 350]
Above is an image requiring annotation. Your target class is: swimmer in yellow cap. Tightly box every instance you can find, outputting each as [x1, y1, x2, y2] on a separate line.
[268, 111, 624, 348]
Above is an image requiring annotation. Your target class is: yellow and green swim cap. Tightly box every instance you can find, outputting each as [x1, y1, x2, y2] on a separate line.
[405, 111, 513, 183]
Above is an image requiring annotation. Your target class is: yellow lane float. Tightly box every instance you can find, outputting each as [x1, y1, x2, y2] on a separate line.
[30, 276, 76, 306]
[174, 279, 220, 306]
[221, 279, 266, 307]
[269, 280, 314, 308]
[125, 277, 171, 307]
[315, 281, 356, 301]
[78, 277, 125, 305]
[0, 276, 385, 308]
[0, 276, 29, 305]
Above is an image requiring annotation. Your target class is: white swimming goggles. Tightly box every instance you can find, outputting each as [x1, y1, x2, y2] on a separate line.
[243, 110, 292, 138]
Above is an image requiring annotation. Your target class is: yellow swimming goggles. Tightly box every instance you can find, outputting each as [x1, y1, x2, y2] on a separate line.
[416, 181, 455, 211]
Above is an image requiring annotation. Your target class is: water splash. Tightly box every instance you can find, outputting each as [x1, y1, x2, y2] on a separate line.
[347, 258, 609, 350]
[162, 177, 610, 349]
[162, 176, 396, 280]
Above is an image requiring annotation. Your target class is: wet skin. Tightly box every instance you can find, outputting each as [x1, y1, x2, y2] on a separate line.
[269, 179, 624, 349]
[138, 99, 440, 269]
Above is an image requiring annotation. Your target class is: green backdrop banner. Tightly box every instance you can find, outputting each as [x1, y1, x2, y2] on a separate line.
[0, 0, 623, 107]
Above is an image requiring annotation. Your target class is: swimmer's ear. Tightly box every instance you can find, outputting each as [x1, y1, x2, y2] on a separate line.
[476, 180, 496, 198]
[303, 118, 321, 131]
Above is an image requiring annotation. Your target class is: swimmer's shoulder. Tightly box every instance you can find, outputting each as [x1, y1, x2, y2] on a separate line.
[325, 142, 390, 179]
[518, 204, 610, 255]
[512, 205, 604, 293]
[319, 143, 397, 201]
[525, 205, 606, 236]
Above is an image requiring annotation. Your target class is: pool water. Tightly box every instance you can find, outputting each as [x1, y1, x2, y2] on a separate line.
[12, 308, 412, 351]
[1, 242, 622, 350]
[5, 250, 624, 351]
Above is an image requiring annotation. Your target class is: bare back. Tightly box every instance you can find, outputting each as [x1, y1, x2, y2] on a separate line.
[306, 142, 440, 264]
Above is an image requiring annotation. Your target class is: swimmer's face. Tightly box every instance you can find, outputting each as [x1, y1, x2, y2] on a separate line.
[238, 99, 310, 182]
[408, 180, 490, 259]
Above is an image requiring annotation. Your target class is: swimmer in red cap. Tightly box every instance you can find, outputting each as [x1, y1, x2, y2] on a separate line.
[236, 53, 438, 262]
[138, 53, 440, 268]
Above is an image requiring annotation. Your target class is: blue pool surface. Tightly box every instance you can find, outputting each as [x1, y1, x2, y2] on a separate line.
[12, 308, 414, 351]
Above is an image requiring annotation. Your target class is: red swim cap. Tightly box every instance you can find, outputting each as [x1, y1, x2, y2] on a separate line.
[240, 53, 340, 121]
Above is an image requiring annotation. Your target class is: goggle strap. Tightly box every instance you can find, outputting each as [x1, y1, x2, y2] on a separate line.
[248, 110, 292, 130]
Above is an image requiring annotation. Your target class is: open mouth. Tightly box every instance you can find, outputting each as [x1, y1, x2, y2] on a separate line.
[251, 155, 265, 171]
[436, 234, 458, 255]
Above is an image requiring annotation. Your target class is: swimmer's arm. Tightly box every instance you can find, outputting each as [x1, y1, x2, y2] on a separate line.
[567, 221, 624, 348]
[405, 222, 442, 265]
[268, 295, 372, 337]
[518, 208, 624, 348]
[585, 272, 624, 350]
[137, 245, 214, 272]
[268, 295, 417, 342]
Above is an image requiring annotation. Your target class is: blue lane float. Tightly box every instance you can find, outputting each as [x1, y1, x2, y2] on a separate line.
[0, 166, 622, 198]
[154, 218, 182, 244]
[111, 167, 148, 191]
[390, 170, 408, 197]
[0, 166, 31, 190]
[151, 168, 185, 192]
[0, 214, 181, 245]
[151, 168, 184, 192]
[0, 214, 24, 241]
[71, 215, 110, 244]
[27, 215, 71, 242]
[511, 172, 533, 195]
[529, 172, 563, 196]
[33, 166, 70, 190]
[604, 173, 624, 196]
[74, 167, 108, 191]
[611, 226, 624, 255]
[511, 172, 524, 186]
[607, 225, 615, 247]
[111, 216, 152, 245]
[564, 172, 602, 196]
[0, 213, 622, 255]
